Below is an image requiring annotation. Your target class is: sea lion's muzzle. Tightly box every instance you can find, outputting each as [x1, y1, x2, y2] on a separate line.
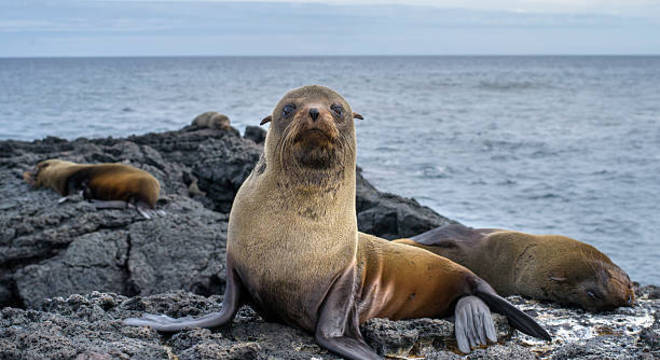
[619, 283, 635, 307]
[23, 163, 44, 186]
[606, 269, 635, 308]
[23, 170, 36, 186]
[287, 104, 343, 169]
[293, 106, 339, 145]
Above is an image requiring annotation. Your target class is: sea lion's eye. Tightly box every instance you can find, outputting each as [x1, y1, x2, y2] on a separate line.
[282, 104, 296, 118]
[330, 104, 344, 117]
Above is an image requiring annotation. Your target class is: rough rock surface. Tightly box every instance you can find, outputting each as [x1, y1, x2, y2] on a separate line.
[0, 123, 657, 359]
[356, 167, 457, 239]
[243, 125, 266, 145]
[0, 287, 657, 359]
[0, 124, 451, 308]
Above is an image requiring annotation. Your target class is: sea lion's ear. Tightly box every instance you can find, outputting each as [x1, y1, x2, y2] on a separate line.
[260, 115, 272, 126]
[353, 112, 364, 120]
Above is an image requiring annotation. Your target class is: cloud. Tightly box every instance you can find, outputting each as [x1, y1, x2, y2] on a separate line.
[1, 1, 658, 56]
[0, 19, 177, 33]
[93, 0, 660, 16]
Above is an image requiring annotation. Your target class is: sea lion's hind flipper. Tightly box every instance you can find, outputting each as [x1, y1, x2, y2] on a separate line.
[134, 208, 165, 219]
[92, 199, 164, 219]
[474, 281, 551, 341]
[454, 296, 497, 353]
[315, 267, 380, 360]
[315, 334, 380, 360]
[92, 200, 130, 209]
[135, 205, 152, 219]
[124, 265, 244, 332]
[133, 201, 166, 219]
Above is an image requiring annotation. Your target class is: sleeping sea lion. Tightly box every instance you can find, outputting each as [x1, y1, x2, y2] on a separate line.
[192, 112, 231, 130]
[124, 85, 550, 358]
[394, 224, 635, 312]
[23, 159, 160, 218]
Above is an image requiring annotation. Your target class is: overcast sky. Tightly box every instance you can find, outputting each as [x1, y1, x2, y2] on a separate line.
[1, 0, 659, 57]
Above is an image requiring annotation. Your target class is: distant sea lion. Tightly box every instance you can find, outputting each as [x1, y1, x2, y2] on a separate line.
[394, 224, 635, 312]
[192, 112, 231, 130]
[23, 159, 160, 218]
[124, 85, 550, 357]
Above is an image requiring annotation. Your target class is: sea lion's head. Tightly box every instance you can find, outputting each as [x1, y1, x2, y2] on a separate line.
[261, 85, 363, 178]
[545, 238, 635, 312]
[24, 159, 78, 191]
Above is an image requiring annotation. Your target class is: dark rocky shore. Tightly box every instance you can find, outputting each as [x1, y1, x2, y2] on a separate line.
[0, 121, 657, 359]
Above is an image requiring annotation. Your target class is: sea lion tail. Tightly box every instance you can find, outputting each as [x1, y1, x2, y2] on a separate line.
[474, 280, 552, 341]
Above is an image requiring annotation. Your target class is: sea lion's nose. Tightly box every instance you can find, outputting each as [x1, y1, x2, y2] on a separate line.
[627, 294, 633, 305]
[309, 108, 319, 121]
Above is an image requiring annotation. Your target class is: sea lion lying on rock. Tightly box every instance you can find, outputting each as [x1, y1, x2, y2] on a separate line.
[192, 112, 231, 130]
[23, 159, 161, 219]
[394, 224, 635, 312]
[124, 85, 550, 358]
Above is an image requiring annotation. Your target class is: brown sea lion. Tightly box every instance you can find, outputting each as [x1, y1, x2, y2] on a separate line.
[23, 159, 161, 218]
[192, 111, 231, 130]
[394, 224, 635, 312]
[124, 85, 550, 358]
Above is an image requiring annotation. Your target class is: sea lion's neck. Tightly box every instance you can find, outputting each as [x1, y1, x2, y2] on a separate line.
[265, 164, 356, 215]
[278, 165, 353, 192]
[229, 152, 358, 259]
[39, 163, 90, 195]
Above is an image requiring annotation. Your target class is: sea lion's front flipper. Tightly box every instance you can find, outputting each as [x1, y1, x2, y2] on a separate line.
[315, 266, 381, 360]
[124, 264, 244, 332]
[454, 296, 497, 353]
[58, 190, 84, 204]
[474, 280, 551, 341]
[57, 196, 71, 204]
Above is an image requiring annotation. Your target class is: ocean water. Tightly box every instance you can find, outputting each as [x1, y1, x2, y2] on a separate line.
[1, 56, 658, 284]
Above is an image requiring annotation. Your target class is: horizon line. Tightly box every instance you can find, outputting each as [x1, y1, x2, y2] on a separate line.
[2, 53, 660, 59]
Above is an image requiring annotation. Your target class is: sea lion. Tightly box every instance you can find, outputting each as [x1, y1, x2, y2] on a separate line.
[394, 224, 635, 312]
[124, 85, 550, 358]
[23, 159, 161, 218]
[192, 112, 231, 130]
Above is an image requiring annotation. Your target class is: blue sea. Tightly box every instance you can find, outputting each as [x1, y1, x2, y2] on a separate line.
[0, 56, 658, 284]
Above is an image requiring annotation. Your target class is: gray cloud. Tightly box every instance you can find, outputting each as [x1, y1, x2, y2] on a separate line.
[1, 1, 659, 56]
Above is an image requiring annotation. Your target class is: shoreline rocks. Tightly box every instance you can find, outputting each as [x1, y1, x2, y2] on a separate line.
[0, 121, 657, 359]
[0, 287, 657, 359]
[0, 122, 452, 308]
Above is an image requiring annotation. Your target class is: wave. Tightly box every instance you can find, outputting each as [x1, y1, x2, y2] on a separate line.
[477, 80, 548, 91]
